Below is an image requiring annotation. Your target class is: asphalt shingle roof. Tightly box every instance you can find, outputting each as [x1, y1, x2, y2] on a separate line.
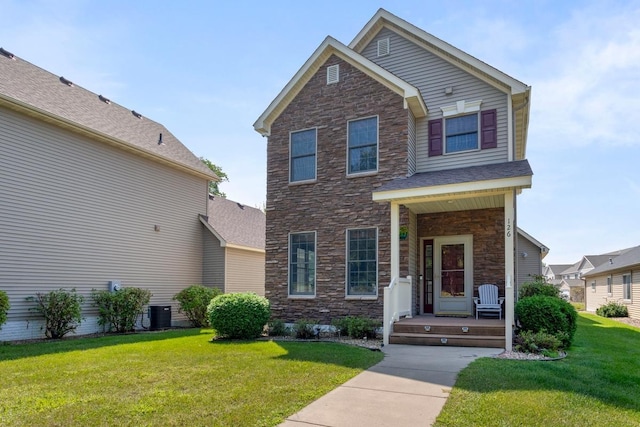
[207, 196, 265, 250]
[584, 245, 640, 277]
[0, 48, 215, 179]
[374, 160, 532, 193]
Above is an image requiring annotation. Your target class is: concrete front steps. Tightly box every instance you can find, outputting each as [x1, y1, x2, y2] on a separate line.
[389, 316, 506, 348]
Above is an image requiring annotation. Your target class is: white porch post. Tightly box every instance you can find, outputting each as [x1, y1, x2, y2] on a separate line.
[390, 202, 400, 280]
[504, 190, 515, 351]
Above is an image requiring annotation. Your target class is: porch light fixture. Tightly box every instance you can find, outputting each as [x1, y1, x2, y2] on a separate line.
[521, 252, 528, 258]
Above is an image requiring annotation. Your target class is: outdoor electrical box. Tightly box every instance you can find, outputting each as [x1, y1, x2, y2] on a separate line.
[108, 281, 122, 292]
[149, 305, 171, 330]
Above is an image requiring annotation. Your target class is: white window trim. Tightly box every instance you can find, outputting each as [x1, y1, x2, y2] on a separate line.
[441, 99, 482, 117]
[327, 64, 339, 84]
[345, 227, 379, 300]
[622, 272, 632, 302]
[288, 231, 317, 299]
[289, 127, 317, 184]
[346, 115, 379, 177]
[443, 112, 481, 155]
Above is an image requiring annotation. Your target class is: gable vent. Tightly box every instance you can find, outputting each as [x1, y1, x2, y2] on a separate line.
[377, 38, 390, 57]
[98, 94, 111, 105]
[327, 64, 339, 85]
[59, 76, 74, 87]
[0, 47, 15, 60]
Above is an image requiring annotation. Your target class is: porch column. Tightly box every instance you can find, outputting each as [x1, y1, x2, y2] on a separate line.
[504, 190, 515, 351]
[390, 201, 400, 280]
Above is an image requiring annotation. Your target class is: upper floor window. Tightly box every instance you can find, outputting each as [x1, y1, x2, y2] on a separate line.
[290, 128, 317, 183]
[289, 232, 316, 297]
[346, 228, 378, 297]
[445, 113, 478, 153]
[348, 116, 378, 175]
[623, 273, 632, 300]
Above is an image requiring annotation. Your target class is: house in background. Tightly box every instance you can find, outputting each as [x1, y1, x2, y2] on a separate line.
[516, 228, 548, 290]
[583, 245, 640, 319]
[543, 264, 572, 286]
[0, 48, 219, 340]
[201, 196, 265, 296]
[254, 9, 533, 349]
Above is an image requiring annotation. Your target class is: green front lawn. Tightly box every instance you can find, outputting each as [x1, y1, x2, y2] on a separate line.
[436, 313, 640, 426]
[0, 330, 383, 426]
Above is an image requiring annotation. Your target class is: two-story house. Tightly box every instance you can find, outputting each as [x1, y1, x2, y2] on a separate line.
[254, 9, 532, 349]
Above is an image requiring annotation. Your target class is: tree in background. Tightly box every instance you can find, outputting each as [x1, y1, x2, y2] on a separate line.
[201, 157, 229, 197]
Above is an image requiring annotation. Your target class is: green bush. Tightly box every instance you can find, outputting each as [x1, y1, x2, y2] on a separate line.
[293, 319, 317, 339]
[332, 316, 380, 339]
[519, 278, 560, 299]
[27, 289, 84, 339]
[515, 295, 577, 347]
[267, 319, 289, 336]
[92, 287, 152, 333]
[596, 301, 629, 318]
[514, 330, 563, 356]
[207, 293, 270, 339]
[173, 285, 221, 327]
[0, 290, 9, 330]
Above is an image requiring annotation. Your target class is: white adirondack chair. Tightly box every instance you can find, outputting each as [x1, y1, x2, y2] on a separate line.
[473, 284, 504, 319]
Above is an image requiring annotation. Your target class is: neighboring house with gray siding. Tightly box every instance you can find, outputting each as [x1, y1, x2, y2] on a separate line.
[201, 196, 265, 295]
[516, 228, 548, 291]
[254, 9, 533, 349]
[583, 245, 640, 319]
[0, 48, 218, 340]
[543, 264, 572, 286]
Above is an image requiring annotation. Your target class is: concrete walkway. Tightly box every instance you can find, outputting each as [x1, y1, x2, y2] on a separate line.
[279, 344, 502, 427]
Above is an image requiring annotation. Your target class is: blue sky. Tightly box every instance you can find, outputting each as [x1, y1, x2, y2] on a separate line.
[2, 0, 639, 265]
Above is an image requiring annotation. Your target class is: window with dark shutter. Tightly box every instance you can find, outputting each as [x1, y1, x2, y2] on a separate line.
[480, 109, 497, 149]
[428, 119, 443, 157]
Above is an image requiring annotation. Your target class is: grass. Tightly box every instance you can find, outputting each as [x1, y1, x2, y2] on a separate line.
[0, 329, 383, 426]
[435, 312, 640, 426]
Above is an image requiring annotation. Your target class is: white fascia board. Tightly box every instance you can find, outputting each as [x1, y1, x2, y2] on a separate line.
[372, 175, 532, 202]
[253, 35, 426, 137]
[199, 215, 227, 247]
[517, 227, 549, 254]
[349, 9, 529, 95]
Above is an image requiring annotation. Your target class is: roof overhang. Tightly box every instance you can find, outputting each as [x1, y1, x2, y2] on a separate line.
[253, 36, 427, 137]
[0, 94, 218, 181]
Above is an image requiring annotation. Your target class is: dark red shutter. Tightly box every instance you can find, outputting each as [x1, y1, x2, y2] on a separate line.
[481, 109, 497, 149]
[428, 119, 443, 157]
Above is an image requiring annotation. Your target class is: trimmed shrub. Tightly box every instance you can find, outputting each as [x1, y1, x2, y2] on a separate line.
[519, 279, 560, 299]
[92, 287, 152, 333]
[267, 319, 289, 336]
[515, 330, 563, 356]
[293, 319, 317, 339]
[207, 293, 270, 339]
[27, 289, 84, 339]
[515, 295, 577, 347]
[596, 301, 629, 318]
[173, 285, 221, 327]
[332, 316, 380, 339]
[0, 290, 9, 330]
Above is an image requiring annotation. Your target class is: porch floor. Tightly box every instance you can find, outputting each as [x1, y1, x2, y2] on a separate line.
[390, 314, 506, 348]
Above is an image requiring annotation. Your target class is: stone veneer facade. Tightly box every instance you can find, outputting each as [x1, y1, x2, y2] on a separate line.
[266, 55, 412, 323]
[417, 208, 506, 298]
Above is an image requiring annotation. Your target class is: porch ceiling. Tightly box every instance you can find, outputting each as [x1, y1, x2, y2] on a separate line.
[402, 192, 505, 214]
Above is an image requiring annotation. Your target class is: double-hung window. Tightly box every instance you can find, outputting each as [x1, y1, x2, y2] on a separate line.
[289, 232, 316, 296]
[290, 128, 316, 183]
[623, 273, 632, 300]
[445, 113, 478, 153]
[346, 228, 377, 296]
[348, 117, 378, 174]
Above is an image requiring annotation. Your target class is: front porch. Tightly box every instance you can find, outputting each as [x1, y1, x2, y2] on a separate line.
[389, 315, 505, 348]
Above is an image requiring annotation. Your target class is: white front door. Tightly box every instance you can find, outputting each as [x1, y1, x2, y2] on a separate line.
[433, 235, 473, 315]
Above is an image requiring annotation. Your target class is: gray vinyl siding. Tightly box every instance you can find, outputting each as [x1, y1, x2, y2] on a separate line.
[407, 111, 416, 176]
[516, 234, 542, 290]
[203, 229, 225, 292]
[361, 27, 510, 172]
[225, 247, 265, 295]
[0, 107, 208, 324]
